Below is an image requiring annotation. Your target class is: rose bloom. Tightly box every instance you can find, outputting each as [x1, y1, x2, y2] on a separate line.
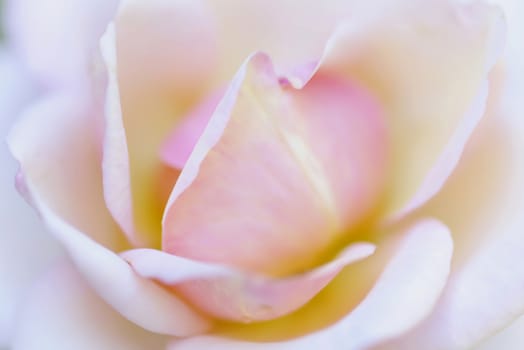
[1, 0, 524, 349]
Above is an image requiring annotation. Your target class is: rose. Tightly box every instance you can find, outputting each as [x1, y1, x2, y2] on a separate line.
[2, 0, 524, 349]
[4, 0, 524, 348]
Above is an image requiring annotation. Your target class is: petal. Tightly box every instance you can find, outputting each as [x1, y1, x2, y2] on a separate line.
[10, 180, 212, 337]
[116, 0, 218, 96]
[5, 0, 119, 87]
[10, 259, 167, 350]
[100, 24, 143, 247]
[8, 91, 127, 251]
[0, 50, 62, 347]
[476, 315, 524, 350]
[160, 88, 225, 170]
[168, 219, 453, 349]
[162, 53, 386, 276]
[377, 12, 524, 350]
[7, 94, 210, 336]
[123, 242, 374, 322]
[107, 0, 219, 244]
[319, 0, 505, 217]
[202, 0, 357, 79]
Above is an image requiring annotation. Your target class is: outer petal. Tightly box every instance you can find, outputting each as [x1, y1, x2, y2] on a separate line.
[7, 93, 211, 336]
[378, 120, 524, 350]
[5, 0, 119, 87]
[123, 242, 374, 322]
[9, 176, 212, 337]
[202, 0, 357, 80]
[319, 0, 505, 217]
[169, 219, 453, 349]
[0, 50, 62, 347]
[10, 259, 167, 350]
[377, 2, 524, 348]
[162, 53, 386, 276]
[8, 92, 126, 251]
[476, 315, 524, 350]
[106, 0, 219, 245]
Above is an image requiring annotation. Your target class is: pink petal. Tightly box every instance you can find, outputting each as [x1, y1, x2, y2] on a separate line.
[105, 0, 219, 243]
[7, 93, 210, 336]
[162, 53, 386, 276]
[168, 219, 453, 349]
[10, 260, 167, 350]
[319, 0, 505, 218]
[160, 88, 225, 170]
[123, 242, 374, 322]
[5, 0, 119, 87]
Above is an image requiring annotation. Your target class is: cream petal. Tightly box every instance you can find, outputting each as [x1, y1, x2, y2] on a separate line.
[10, 260, 168, 350]
[319, 0, 505, 218]
[108, 0, 220, 245]
[378, 118, 524, 349]
[168, 219, 453, 349]
[202, 0, 358, 80]
[375, 3, 524, 346]
[7, 93, 210, 336]
[162, 53, 386, 275]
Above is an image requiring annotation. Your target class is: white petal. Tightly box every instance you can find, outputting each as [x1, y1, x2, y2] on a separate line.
[476, 315, 524, 350]
[11, 259, 167, 350]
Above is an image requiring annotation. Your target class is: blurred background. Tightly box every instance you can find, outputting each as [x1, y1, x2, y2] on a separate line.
[0, 0, 4, 42]
[0, 0, 64, 348]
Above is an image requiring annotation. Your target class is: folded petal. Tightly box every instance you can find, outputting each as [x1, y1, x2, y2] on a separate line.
[106, 0, 219, 244]
[10, 260, 167, 350]
[100, 24, 144, 247]
[162, 53, 386, 276]
[123, 242, 374, 322]
[5, 0, 119, 87]
[7, 93, 210, 336]
[377, 18, 524, 349]
[319, 0, 505, 217]
[169, 219, 453, 349]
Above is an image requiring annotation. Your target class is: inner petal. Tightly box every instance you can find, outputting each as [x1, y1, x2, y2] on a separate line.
[162, 54, 386, 276]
